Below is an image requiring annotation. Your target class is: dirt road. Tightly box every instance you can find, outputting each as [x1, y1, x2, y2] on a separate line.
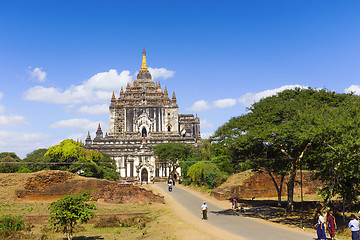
[152, 183, 316, 240]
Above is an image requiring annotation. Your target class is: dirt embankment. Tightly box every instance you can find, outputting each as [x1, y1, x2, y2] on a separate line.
[213, 170, 322, 200]
[0, 170, 163, 204]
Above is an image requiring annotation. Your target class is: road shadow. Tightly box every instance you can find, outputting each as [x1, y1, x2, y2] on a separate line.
[69, 236, 104, 240]
[210, 209, 240, 216]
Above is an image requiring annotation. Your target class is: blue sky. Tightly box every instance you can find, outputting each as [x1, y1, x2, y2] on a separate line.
[0, 1, 359, 158]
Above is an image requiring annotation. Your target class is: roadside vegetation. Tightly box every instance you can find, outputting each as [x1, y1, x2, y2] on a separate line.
[153, 88, 360, 235]
[0, 139, 118, 181]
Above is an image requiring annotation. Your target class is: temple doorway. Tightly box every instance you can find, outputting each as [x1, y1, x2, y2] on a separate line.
[142, 128, 147, 137]
[141, 168, 148, 183]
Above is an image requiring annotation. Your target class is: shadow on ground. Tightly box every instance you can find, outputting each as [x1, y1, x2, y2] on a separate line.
[69, 236, 104, 240]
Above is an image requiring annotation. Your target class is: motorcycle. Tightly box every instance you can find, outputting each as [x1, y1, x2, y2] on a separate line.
[168, 184, 172, 192]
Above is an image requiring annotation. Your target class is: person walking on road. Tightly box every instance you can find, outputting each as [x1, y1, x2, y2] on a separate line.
[231, 197, 238, 210]
[349, 214, 359, 240]
[201, 201, 208, 220]
[326, 210, 337, 240]
[314, 212, 326, 240]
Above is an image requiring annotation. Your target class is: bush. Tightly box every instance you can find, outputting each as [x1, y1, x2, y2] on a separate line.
[205, 171, 227, 189]
[49, 191, 96, 240]
[17, 167, 33, 173]
[0, 215, 25, 232]
[94, 216, 120, 228]
[187, 162, 227, 189]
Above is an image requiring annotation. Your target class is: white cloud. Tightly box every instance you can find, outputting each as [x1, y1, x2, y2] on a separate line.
[188, 100, 211, 111]
[345, 85, 360, 95]
[148, 67, 175, 79]
[213, 98, 237, 108]
[0, 131, 50, 158]
[77, 104, 108, 115]
[24, 69, 133, 104]
[201, 119, 214, 128]
[28, 67, 47, 82]
[201, 132, 213, 139]
[67, 133, 87, 142]
[50, 118, 103, 132]
[238, 84, 307, 107]
[0, 115, 28, 126]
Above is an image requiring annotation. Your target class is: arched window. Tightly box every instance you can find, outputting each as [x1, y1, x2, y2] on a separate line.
[142, 128, 147, 137]
[167, 126, 171, 132]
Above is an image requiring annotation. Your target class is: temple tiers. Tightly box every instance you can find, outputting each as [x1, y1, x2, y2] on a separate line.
[85, 50, 200, 182]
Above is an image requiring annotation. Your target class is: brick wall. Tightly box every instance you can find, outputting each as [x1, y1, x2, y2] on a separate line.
[15, 171, 164, 204]
[213, 170, 322, 200]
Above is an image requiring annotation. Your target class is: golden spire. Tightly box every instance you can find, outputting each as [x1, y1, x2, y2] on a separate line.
[172, 92, 176, 99]
[112, 91, 115, 99]
[141, 49, 148, 70]
[164, 87, 168, 94]
[120, 87, 123, 94]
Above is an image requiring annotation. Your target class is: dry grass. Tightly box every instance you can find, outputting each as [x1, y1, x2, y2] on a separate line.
[0, 172, 214, 240]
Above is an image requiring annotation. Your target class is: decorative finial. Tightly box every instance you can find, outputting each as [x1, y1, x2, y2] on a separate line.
[120, 87, 123, 94]
[112, 91, 115, 99]
[141, 49, 148, 70]
[127, 82, 130, 88]
[164, 87, 168, 94]
[172, 92, 176, 99]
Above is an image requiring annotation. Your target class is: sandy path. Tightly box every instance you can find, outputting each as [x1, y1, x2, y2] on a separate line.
[150, 183, 317, 240]
[150, 184, 244, 240]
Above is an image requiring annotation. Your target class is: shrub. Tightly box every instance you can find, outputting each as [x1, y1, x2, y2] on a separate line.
[0, 215, 24, 232]
[187, 162, 228, 188]
[94, 216, 120, 228]
[48, 191, 96, 240]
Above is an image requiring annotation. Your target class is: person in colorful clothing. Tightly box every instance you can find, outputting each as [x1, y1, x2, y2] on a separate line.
[326, 210, 337, 240]
[314, 212, 326, 240]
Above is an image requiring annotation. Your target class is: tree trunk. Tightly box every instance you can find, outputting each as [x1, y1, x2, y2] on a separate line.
[278, 175, 285, 207]
[342, 197, 346, 223]
[287, 162, 297, 212]
[265, 168, 284, 207]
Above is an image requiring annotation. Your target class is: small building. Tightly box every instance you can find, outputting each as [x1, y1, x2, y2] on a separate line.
[85, 50, 200, 182]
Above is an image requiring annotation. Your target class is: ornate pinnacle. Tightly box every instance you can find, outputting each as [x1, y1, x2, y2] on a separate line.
[172, 92, 176, 99]
[141, 49, 148, 70]
[112, 91, 115, 99]
[120, 87, 123, 94]
[164, 87, 168, 94]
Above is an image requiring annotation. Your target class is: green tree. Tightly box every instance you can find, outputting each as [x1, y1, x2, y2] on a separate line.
[49, 191, 96, 240]
[186, 161, 227, 188]
[309, 95, 360, 219]
[45, 139, 118, 180]
[0, 153, 21, 173]
[21, 148, 50, 172]
[212, 88, 355, 211]
[153, 143, 193, 179]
